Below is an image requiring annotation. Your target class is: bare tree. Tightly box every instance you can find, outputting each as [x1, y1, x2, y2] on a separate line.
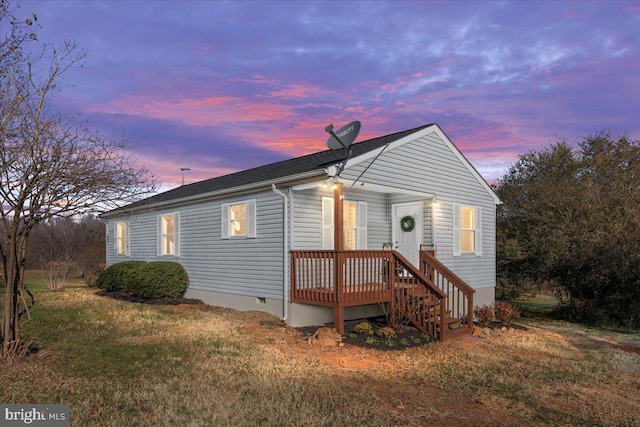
[28, 218, 80, 290]
[26, 215, 106, 288]
[1, 1, 155, 360]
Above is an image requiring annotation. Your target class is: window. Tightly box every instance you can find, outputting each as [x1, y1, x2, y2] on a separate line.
[322, 197, 367, 250]
[158, 212, 179, 256]
[460, 206, 475, 253]
[230, 203, 247, 237]
[343, 201, 358, 250]
[116, 221, 128, 256]
[453, 204, 482, 256]
[221, 200, 256, 239]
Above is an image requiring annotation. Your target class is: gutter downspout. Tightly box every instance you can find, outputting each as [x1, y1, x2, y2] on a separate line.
[271, 184, 289, 323]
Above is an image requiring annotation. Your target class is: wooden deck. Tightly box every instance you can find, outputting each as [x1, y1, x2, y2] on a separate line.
[290, 249, 474, 340]
[293, 281, 432, 307]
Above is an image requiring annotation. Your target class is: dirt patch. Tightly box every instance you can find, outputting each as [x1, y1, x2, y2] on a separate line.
[609, 342, 640, 355]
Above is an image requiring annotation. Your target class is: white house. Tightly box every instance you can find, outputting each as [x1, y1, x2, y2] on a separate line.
[101, 124, 500, 340]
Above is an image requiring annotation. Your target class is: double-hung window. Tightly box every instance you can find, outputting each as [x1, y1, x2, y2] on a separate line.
[453, 204, 482, 256]
[322, 197, 367, 250]
[158, 212, 180, 256]
[230, 203, 247, 237]
[116, 221, 129, 256]
[221, 200, 257, 239]
[343, 201, 358, 250]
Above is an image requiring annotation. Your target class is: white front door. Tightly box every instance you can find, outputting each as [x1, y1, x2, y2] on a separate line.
[392, 202, 423, 266]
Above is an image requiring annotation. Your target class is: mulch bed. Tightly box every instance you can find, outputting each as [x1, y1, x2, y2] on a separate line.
[300, 317, 434, 351]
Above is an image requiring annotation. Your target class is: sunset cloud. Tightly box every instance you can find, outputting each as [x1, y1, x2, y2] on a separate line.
[16, 0, 640, 188]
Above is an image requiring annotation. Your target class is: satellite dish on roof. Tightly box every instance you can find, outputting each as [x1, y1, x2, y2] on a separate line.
[325, 121, 361, 150]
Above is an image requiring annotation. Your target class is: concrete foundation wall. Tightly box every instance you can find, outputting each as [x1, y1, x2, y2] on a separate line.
[472, 286, 496, 310]
[186, 288, 385, 328]
[186, 288, 283, 318]
[187, 285, 496, 329]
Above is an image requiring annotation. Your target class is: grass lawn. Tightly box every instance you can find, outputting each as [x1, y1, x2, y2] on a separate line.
[1, 284, 639, 426]
[2, 269, 87, 292]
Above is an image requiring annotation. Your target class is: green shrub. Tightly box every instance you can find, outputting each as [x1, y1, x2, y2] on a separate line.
[376, 327, 397, 339]
[473, 304, 496, 327]
[96, 261, 147, 292]
[353, 321, 373, 335]
[127, 261, 188, 299]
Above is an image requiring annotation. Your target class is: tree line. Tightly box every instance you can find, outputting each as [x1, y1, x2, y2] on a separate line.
[24, 216, 105, 289]
[494, 132, 640, 329]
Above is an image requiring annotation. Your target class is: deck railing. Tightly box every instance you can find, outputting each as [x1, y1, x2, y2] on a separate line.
[290, 250, 449, 339]
[419, 247, 475, 332]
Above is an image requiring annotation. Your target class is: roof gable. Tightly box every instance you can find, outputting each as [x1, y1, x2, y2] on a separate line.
[342, 124, 500, 204]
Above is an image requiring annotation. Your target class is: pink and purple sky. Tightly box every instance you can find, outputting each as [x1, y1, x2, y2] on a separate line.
[14, 0, 640, 189]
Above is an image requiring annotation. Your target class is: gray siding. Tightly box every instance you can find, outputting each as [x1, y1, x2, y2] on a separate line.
[106, 189, 286, 300]
[292, 187, 389, 250]
[341, 130, 497, 290]
[388, 195, 433, 249]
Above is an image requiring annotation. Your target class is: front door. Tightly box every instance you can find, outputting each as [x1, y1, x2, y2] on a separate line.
[392, 202, 423, 266]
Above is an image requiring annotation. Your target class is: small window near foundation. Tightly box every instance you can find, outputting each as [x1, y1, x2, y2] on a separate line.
[256, 297, 266, 305]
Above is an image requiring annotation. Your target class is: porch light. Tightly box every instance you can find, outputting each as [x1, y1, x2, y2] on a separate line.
[323, 177, 338, 190]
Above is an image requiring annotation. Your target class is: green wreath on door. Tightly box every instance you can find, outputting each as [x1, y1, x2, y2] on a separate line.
[400, 215, 415, 232]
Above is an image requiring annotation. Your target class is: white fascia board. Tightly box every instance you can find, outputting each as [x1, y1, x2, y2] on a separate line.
[291, 178, 434, 199]
[342, 180, 434, 199]
[291, 180, 326, 191]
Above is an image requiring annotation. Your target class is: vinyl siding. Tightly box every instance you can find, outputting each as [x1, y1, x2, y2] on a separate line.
[292, 187, 389, 250]
[106, 189, 285, 300]
[340, 130, 497, 290]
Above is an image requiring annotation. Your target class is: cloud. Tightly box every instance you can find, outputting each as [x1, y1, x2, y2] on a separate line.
[19, 0, 640, 188]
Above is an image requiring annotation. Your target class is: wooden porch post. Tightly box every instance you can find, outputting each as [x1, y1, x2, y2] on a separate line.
[333, 182, 344, 334]
[334, 306, 345, 335]
[333, 181, 344, 251]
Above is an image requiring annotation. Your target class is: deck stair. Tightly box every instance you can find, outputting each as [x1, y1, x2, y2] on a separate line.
[400, 288, 471, 339]
[290, 249, 476, 341]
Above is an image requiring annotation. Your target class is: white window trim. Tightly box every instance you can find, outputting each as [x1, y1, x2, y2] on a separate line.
[221, 199, 257, 240]
[321, 197, 367, 250]
[157, 212, 180, 257]
[453, 203, 482, 256]
[115, 220, 129, 256]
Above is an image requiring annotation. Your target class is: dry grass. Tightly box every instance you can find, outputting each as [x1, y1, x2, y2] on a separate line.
[2, 286, 639, 426]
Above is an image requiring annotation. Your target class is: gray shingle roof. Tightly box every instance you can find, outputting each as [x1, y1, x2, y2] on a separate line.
[109, 124, 432, 213]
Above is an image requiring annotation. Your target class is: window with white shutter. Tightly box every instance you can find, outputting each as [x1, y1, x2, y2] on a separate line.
[321, 197, 367, 250]
[221, 200, 257, 239]
[158, 212, 180, 256]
